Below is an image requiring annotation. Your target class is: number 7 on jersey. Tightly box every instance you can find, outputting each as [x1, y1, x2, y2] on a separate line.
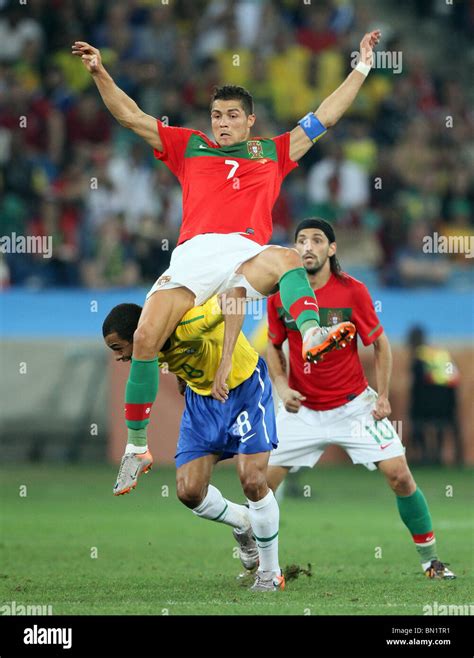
[224, 159, 239, 180]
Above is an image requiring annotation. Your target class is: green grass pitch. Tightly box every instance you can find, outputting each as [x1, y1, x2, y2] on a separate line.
[1, 464, 472, 615]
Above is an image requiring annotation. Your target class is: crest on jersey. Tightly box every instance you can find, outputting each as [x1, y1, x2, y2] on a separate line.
[155, 275, 172, 289]
[327, 309, 343, 325]
[247, 140, 263, 159]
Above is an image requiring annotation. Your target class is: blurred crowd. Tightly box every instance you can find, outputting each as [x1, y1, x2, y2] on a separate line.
[0, 0, 473, 289]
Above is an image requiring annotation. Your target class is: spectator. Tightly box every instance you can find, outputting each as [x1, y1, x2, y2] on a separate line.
[81, 215, 139, 288]
[0, 4, 43, 63]
[107, 141, 161, 235]
[306, 142, 370, 213]
[407, 326, 463, 466]
[66, 91, 112, 151]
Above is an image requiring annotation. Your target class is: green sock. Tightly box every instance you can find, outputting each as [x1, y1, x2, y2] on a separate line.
[279, 267, 320, 335]
[396, 487, 437, 564]
[124, 359, 159, 446]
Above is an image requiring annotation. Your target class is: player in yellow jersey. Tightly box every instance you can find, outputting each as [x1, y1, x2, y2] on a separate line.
[102, 295, 284, 591]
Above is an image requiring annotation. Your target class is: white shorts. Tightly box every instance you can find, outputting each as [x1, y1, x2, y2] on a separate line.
[269, 387, 405, 472]
[146, 233, 270, 306]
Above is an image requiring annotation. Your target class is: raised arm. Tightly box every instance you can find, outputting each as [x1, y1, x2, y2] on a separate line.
[289, 30, 381, 161]
[71, 41, 162, 150]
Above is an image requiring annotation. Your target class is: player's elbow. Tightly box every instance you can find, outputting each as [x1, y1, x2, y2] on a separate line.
[118, 111, 138, 129]
[374, 332, 389, 351]
[315, 108, 334, 129]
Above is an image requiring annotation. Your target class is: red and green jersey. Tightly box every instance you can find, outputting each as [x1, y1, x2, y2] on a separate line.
[153, 121, 298, 245]
[267, 273, 384, 411]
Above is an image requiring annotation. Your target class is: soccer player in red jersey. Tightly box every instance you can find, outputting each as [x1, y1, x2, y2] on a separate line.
[266, 219, 456, 579]
[72, 31, 380, 499]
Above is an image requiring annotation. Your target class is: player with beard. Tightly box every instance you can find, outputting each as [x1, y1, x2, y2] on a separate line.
[265, 218, 456, 579]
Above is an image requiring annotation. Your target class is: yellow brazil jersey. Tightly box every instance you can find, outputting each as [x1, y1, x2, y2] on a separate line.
[158, 296, 258, 395]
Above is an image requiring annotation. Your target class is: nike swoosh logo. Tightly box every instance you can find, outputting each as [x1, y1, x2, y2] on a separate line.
[131, 466, 140, 478]
[304, 301, 318, 307]
[199, 144, 207, 149]
[380, 444, 391, 450]
[240, 433, 256, 443]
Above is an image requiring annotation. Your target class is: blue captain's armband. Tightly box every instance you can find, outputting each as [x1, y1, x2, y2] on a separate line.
[298, 112, 327, 143]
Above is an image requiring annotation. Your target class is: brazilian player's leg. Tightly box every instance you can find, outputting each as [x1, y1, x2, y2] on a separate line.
[176, 453, 251, 530]
[237, 451, 283, 589]
[266, 465, 290, 493]
[233, 440, 284, 593]
[237, 246, 355, 362]
[377, 455, 456, 579]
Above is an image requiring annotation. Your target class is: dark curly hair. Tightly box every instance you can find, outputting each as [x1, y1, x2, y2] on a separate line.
[102, 303, 142, 342]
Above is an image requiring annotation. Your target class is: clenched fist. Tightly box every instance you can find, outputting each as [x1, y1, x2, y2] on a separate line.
[278, 385, 306, 413]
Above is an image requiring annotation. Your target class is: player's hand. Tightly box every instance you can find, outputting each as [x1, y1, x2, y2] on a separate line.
[372, 395, 391, 421]
[359, 29, 381, 66]
[71, 41, 103, 74]
[211, 357, 232, 402]
[280, 387, 306, 413]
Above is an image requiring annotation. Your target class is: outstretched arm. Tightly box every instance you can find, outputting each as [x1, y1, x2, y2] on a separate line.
[211, 288, 246, 402]
[71, 41, 162, 150]
[289, 30, 381, 161]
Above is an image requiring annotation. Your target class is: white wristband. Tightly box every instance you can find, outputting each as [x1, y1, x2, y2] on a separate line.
[355, 60, 371, 77]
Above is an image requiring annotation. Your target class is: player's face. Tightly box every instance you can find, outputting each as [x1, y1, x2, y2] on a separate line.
[295, 229, 335, 274]
[210, 99, 256, 146]
[104, 332, 133, 362]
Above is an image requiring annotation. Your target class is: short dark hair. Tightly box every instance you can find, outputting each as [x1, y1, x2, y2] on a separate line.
[295, 217, 344, 280]
[210, 85, 254, 116]
[102, 303, 142, 342]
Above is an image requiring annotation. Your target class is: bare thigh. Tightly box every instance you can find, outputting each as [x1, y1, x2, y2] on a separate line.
[133, 287, 195, 359]
[237, 246, 302, 296]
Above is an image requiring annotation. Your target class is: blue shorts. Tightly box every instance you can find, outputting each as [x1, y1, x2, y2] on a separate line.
[175, 357, 278, 468]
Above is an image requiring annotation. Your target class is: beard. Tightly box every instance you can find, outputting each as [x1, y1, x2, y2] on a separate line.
[304, 259, 327, 275]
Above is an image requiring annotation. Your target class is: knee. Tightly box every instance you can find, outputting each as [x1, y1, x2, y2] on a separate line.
[274, 247, 302, 275]
[176, 478, 206, 509]
[240, 471, 267, 501]
[133, 325, 158, 356]
[387, 468, 416, 496]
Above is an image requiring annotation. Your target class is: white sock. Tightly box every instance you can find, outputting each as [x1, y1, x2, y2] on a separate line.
[125, 443, 148, 455]
[247, 489, 280, 574]
[193, 484, 250, 530]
